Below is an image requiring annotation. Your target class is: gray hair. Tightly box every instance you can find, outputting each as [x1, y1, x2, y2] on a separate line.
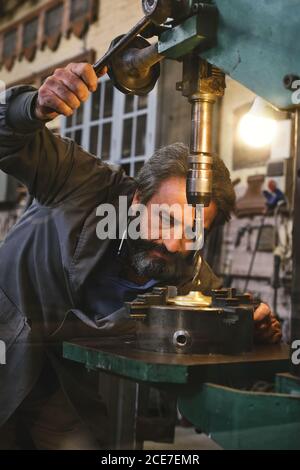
[135, 143, 236, 222]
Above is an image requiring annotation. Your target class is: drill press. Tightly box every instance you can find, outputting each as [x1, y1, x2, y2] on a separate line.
[90, 1, 300, 361]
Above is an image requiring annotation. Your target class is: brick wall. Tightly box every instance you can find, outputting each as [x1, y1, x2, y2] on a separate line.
[0, 0, 142, 87]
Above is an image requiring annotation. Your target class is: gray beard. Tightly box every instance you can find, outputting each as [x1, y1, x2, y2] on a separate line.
[127, 239, 188, 282]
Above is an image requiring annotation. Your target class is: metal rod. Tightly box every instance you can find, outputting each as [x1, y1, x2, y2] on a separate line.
[127, 43, 163, 74]
[93, 16, 152, 76]
[190, 98, 215, 155]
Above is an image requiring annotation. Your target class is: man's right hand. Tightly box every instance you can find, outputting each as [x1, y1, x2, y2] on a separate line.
[35, 63, 107, 121]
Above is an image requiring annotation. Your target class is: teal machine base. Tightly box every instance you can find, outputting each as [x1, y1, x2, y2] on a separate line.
[179, 373, 300, 450]
[63, 339, 299, 450]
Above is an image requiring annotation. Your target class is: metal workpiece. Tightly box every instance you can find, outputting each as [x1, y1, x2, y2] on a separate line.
[168, 290, 211, 307]
[127, 287, 254, 355]
[107, 36, 163, 95]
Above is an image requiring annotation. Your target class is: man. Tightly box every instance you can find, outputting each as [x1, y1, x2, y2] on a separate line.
[0, 63, 281, 449]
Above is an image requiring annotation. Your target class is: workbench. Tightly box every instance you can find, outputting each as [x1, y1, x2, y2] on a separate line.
[63, 337, 300, 450]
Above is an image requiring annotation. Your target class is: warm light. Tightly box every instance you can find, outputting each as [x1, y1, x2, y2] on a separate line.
[238, 97, 278, 148]
[238, 114, 278, 148]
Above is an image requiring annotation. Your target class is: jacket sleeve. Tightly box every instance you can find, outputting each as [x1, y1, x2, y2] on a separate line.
[0, 85, 114, 205]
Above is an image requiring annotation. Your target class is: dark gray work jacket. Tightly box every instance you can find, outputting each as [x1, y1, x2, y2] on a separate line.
[0, 86, 221, 431]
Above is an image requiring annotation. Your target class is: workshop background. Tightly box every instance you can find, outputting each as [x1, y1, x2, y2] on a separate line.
[0, 0, 293, 341]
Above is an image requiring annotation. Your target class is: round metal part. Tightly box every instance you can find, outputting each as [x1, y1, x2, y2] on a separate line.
[142, 0, 172, 25]
[135, 304, 254, 355]
[107, 35, 161, 96]
[136, 304, 225, 354]
[128, 287, 255, 355]
[172, 329, 192, 349]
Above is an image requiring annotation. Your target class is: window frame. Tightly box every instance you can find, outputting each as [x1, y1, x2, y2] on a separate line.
[61, 75, 157, 176]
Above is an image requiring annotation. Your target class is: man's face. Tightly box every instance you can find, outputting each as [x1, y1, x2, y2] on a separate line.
[128, 177, 218, 281]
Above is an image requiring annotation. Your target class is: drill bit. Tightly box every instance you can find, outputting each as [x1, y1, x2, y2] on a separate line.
[192, 204, 204, 287]
[192, 250, 202, 287]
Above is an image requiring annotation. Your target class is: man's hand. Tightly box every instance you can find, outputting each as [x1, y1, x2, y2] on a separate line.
[253, 303, 282, 344]
[35, 63, 107, 121]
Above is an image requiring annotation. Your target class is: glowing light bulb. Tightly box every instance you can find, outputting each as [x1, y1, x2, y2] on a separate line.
[238, 114, 278, 148]
[238, 97, 278, 148]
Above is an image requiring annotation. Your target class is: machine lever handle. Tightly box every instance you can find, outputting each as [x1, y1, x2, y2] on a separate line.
[93, 16, 152, 76]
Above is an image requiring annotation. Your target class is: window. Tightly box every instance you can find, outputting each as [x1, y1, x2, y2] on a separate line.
[3, 29, 17, 58]
[120, 94, 153, 175]
[88, 79, 114, 160]
[45, 4, 64, 38]
[0, 1, 98, 70]
[23, 17, 38, 49]
[62, 105, 85, 148]
[70, 0, 90, 21]
[61, 76, 157, 176]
